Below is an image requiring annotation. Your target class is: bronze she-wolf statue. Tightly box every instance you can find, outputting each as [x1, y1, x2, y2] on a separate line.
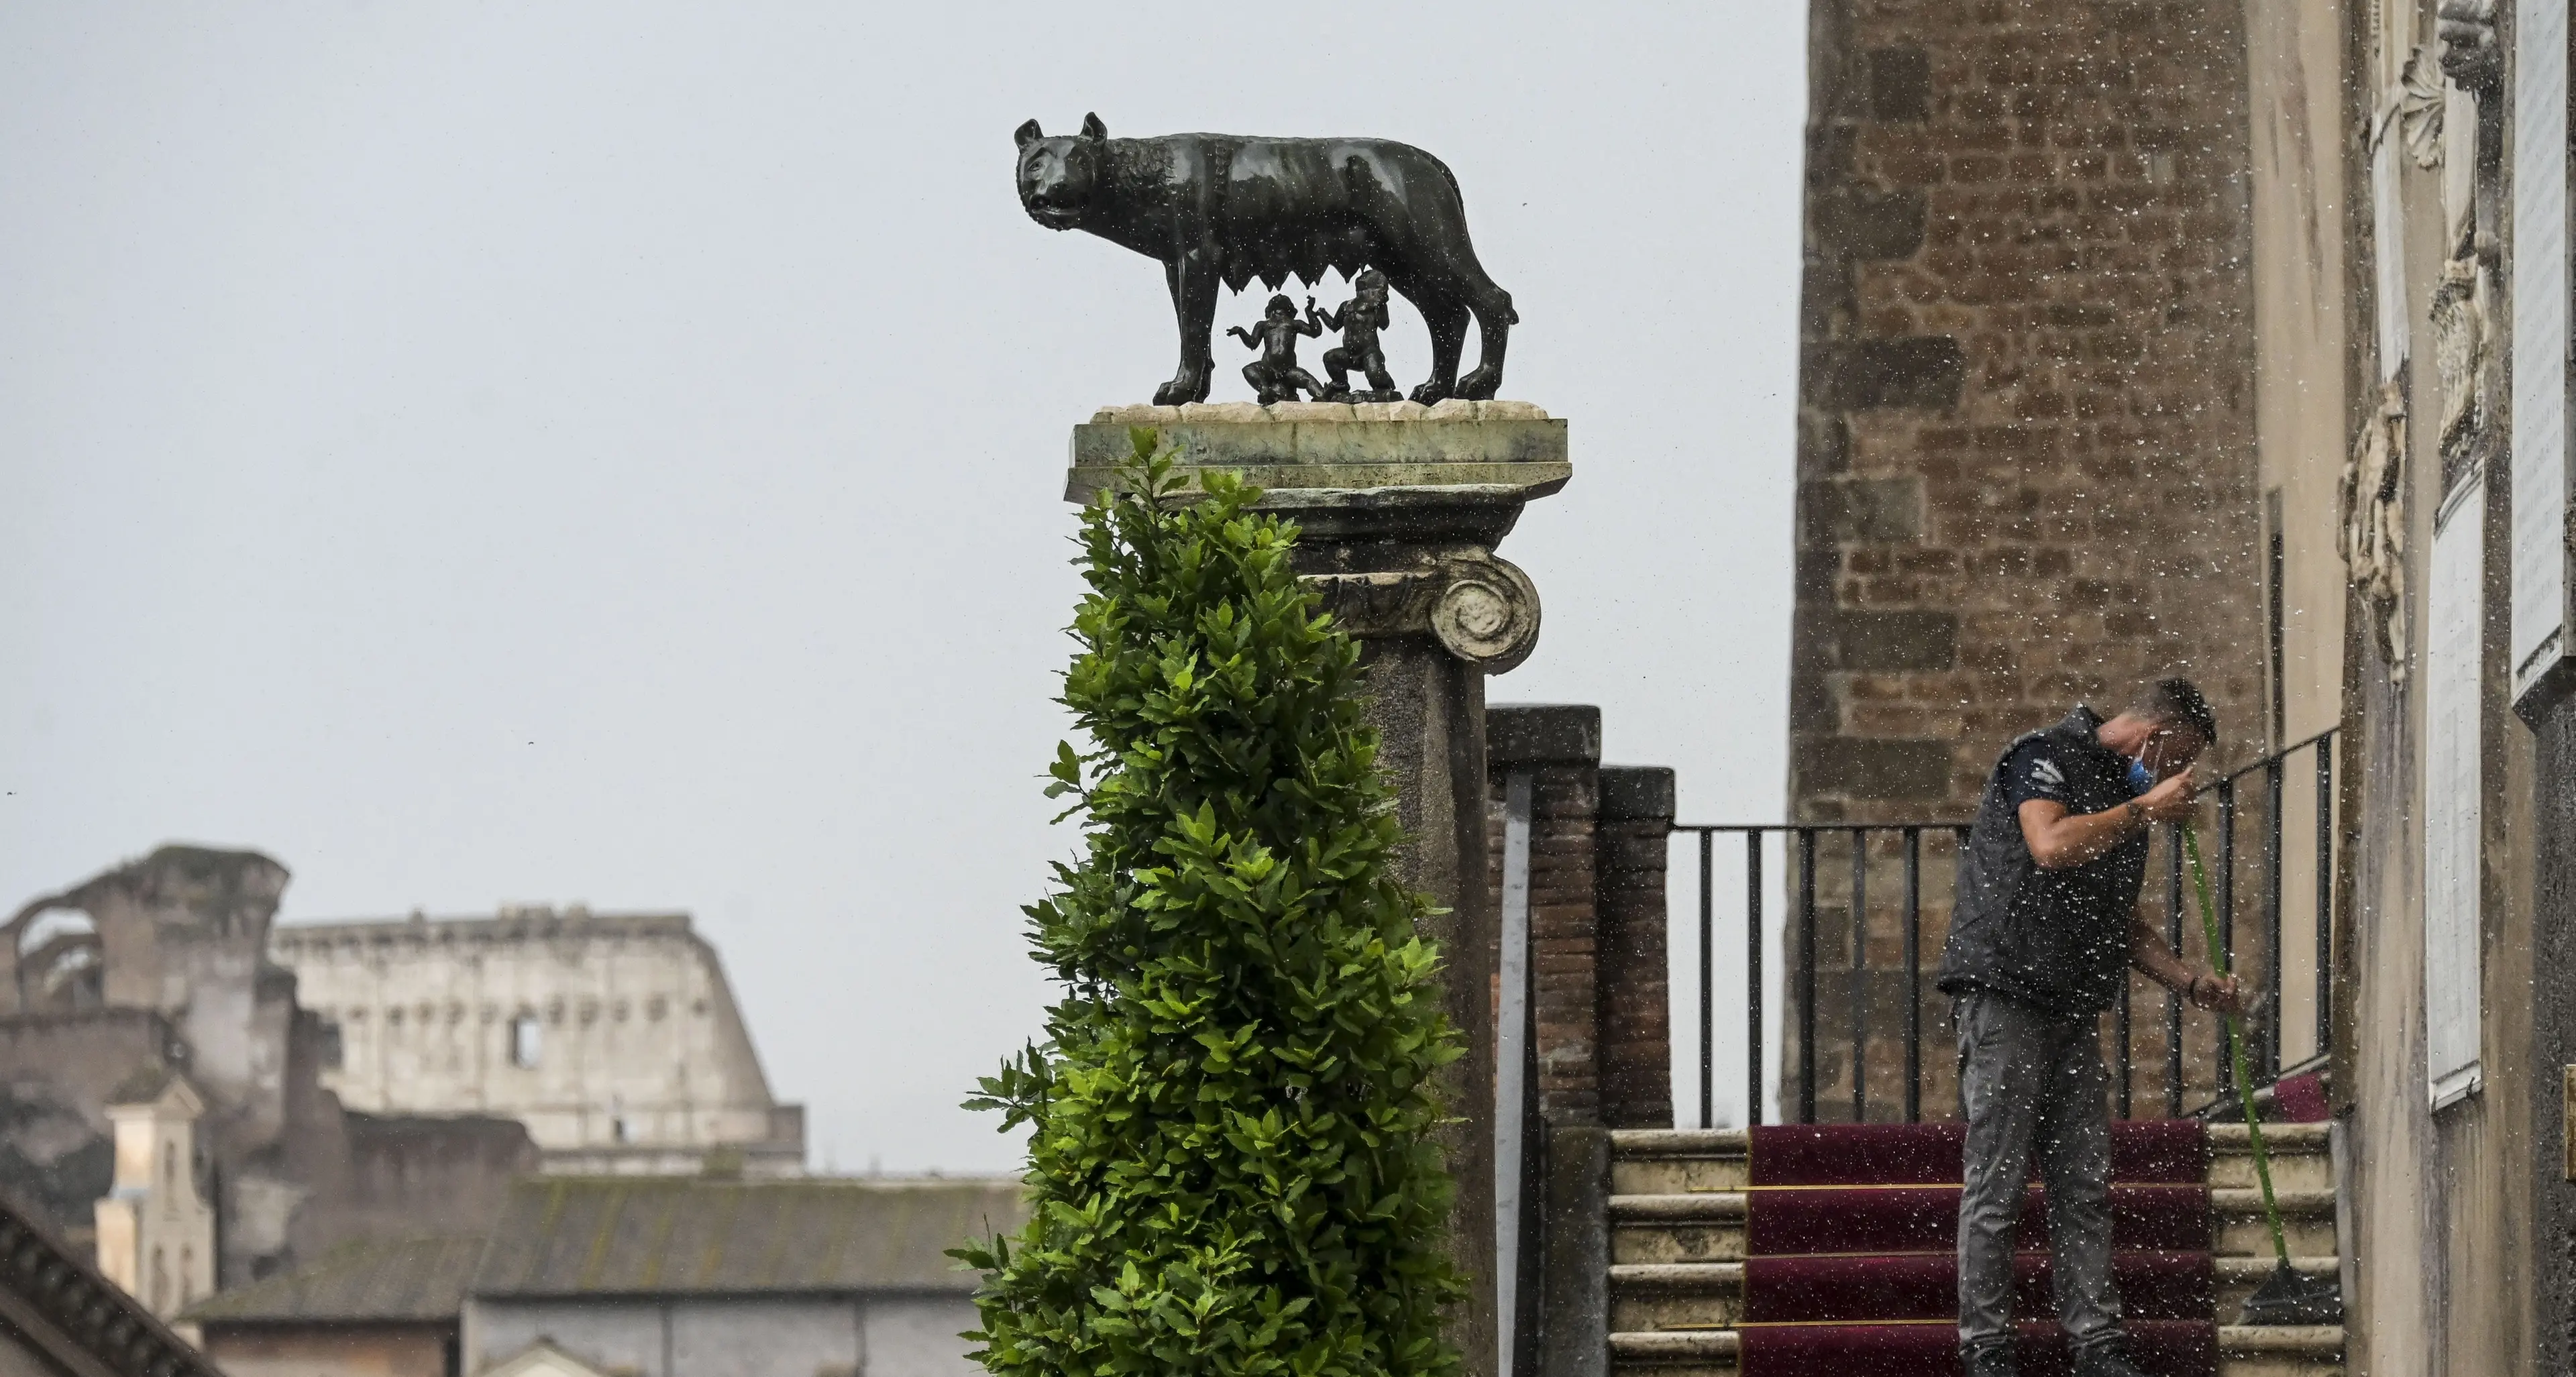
[1014, 113, 1517, 406]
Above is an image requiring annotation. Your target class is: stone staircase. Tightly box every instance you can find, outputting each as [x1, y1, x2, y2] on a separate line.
[1601, 1123, 2345, 1377]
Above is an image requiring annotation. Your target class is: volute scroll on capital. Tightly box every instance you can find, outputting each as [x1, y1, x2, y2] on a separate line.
[1299, 551, 1542, 673]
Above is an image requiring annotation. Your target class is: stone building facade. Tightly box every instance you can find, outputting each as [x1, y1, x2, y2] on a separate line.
[187, 1234, 481, 1377]
[272, 909, 803, 1176]
[2296, 0, 2575, 1369]
[91, 1070, 217, 1321]
[1790, 0, 2271, 1120]
[459, 1176, 1026, 1377]
[1, 846, 539, 1287]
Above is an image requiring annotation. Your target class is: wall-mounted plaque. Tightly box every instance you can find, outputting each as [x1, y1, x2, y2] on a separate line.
[2428, 471, 2486, 1109]
[2511, 0, 2572, 706]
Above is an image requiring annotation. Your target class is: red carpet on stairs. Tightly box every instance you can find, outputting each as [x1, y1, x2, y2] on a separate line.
[1747, 1184, 2212, 1255]
[1741, 1251, 2214, 1323]
[1735, 1320, 2218, 1377]
[1748, 1121, 2209, 1186]
[1733, 1122, 2219, 1377]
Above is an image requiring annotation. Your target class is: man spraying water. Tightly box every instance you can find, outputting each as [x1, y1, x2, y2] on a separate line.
[1935, 678, 2249, 1377]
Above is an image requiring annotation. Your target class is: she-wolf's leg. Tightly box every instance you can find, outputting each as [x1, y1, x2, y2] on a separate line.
[1406, 292, 1470, 405]
[1155, 247, 1221, 406]
[1397, 175, 1513, 399]
[1452, 274, 1515, 401]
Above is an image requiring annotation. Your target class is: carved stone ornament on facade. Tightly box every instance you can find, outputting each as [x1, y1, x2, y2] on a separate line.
[2379, 44, 2449, 172]
[2339, 381, 2411, 681]
[2430, 250, 2489, 465]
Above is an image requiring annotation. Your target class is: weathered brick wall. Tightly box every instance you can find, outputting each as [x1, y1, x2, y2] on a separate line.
[1485, 706, 1676, 1131]
[1525, 761, 1603, 1124]
[1595, 769, 1676, 1130]
[1792, 0, 2266, 1119]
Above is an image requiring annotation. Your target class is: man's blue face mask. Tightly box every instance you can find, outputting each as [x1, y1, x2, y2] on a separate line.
[2128, 757, 2154, 794]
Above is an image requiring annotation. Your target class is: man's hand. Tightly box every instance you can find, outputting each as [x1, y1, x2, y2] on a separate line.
[2187, 971, 2251, 1018]
[2134, 765, 2198, 823]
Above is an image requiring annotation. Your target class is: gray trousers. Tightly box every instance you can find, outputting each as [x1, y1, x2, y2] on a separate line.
[1954, 992, 2122, 1355]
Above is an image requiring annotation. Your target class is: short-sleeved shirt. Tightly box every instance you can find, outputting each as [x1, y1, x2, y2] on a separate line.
[1935, 705, 2150, 1017]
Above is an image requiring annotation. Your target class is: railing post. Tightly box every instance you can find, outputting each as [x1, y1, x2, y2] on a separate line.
[1796, 828, 1818, 1125]
[1953, 827, 1970, 1114]
[1747, 832, 1764, 1130]
[2166, 828, 2185, 1117]
[1849, 829, 1868, 1123]
[1697, 829, 1713, 1130]
[2314, 737, 2334, 1061]
[2116, 954, 2133, 1121]
[2264, 759, 2284, 1079]
[2217, 782, 2237, 1100]
[1495, 771, 1535, 1377]
[1902, 828, 1921, 1124]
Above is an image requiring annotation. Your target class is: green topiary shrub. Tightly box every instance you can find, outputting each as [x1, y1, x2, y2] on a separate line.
[956, 431, 1465, 1377]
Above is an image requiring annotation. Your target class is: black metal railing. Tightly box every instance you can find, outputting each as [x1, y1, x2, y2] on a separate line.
[1671, 728, 2339, 1127]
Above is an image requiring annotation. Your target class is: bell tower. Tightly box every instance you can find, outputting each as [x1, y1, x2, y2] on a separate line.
[92, 1068, 216, 1318]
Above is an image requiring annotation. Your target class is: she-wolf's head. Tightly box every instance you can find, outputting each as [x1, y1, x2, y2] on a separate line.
[1014, 113, 1108, 230]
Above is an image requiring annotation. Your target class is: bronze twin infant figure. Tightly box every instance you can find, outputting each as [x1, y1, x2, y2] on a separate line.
[1014, 113, 1514, 406]
[1226, 270, 1401, 405]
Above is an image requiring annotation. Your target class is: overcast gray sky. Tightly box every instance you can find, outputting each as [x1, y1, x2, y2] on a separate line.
[1, 4, 1804, 1172]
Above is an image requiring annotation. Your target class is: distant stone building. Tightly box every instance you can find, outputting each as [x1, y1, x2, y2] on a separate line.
[476, 1339, 608, 1377]
[1, 846, 541, 1287]
[183, 1176, 1026, 1377]
[271, 908, 803, 1176]
[187, 1234, 482, 1377]
[459, 1175, 1026, 1377]
[91, 1070, 217, 1321]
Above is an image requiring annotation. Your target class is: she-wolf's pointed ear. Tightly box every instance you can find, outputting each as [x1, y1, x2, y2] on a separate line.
[1015, 119, 1043, 150]
[1081, 112, 1108, 142]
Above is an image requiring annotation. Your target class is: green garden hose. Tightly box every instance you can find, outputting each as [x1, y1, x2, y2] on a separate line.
[2181, 821, 2342, 1325]
[2179, 823, 2289, 1266]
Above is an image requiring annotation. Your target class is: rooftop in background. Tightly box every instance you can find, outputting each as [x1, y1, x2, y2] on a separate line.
[275, 905, 694, 940]
[471, 1176, 1029, 1298]
[182, 1235, 484, 1325]
[0, 1184, 223, 1377]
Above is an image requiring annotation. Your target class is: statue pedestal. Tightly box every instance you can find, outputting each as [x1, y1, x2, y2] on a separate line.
[1067, 402, 1569, 1377]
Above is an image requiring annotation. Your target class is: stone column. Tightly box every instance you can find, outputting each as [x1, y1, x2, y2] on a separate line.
[1069, 400, 1569, 1377]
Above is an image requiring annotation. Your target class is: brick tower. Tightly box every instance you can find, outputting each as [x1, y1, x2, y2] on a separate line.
[1788, 0, 2267, 1117]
